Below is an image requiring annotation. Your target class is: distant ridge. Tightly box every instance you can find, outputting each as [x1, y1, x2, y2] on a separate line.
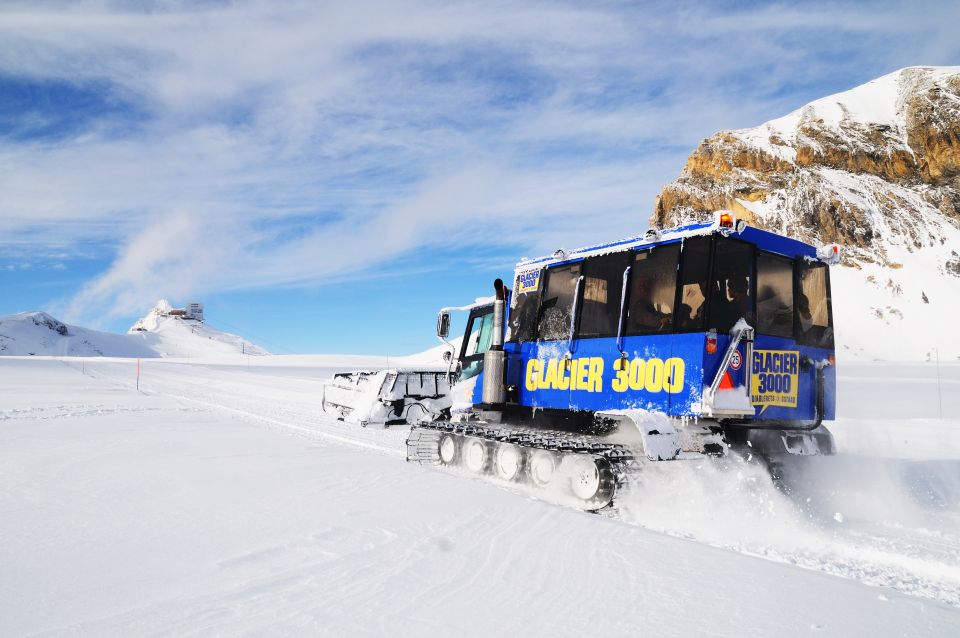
[0, 302, 267, 358]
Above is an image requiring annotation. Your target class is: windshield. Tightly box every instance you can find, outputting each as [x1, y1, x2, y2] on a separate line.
[508, 269, 541, 343]
[537, 262, 582, 341]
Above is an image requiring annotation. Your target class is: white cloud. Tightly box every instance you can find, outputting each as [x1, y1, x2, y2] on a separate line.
[0, 0, 957, 323]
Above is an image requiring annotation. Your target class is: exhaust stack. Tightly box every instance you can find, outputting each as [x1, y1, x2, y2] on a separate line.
[481, 278, 506, 409]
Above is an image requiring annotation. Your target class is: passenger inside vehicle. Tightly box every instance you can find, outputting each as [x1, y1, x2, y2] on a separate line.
[629, 274, 672, 332]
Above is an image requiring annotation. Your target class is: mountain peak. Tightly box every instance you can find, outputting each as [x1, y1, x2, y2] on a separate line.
[18, 311, 69, 336]
[153, 299, 174, 314]
[127, 301, 268, 357]
[651, 66, 960, 361]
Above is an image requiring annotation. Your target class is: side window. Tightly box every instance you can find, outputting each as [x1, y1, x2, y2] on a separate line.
[578, 252, 631, 339]
[460, 308, 494, 381]
[756, 253, 794, 338]
[796, 263, 834, 348]
[507, 269, 541, 343]
[708, 238, 754, 332]
[625, 243, 680, 335]
[463, 312, 494, 357]
[537, 262, 582, 341]
[676, 236, 711, 331]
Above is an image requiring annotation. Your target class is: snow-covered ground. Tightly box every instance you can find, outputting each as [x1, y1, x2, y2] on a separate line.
[1, 355, 958, 636]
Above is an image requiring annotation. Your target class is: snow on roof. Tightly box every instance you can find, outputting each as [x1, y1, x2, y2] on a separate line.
[514, 212, 820, 274]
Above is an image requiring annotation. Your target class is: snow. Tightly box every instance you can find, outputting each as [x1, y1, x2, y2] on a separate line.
[710, 386, 754, 411]
[0, 301, 266, 359]
[2, 354, 959, 636]
[762, 70, 902, 138]
[0, 311, 156, 358]
[736, 66, 960, 158]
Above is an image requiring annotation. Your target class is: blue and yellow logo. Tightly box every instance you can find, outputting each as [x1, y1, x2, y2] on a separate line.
[516, 270, 541, 294]
[751, 350, 799, 408]
[525, 356, 685, 394]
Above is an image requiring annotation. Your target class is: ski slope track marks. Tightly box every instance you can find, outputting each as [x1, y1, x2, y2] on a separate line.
[1, 356, 959, 636]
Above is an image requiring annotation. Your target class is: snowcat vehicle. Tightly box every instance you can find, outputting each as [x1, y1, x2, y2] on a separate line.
[407, 211, 840, 510]
[321, 300, 493, 427]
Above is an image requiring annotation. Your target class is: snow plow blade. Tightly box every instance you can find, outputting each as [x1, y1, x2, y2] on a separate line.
[321, 369, 452, 427]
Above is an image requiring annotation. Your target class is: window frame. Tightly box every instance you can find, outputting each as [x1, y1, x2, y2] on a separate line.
[705, 235, 757, 334]
[459, 305, 495, 362]
[535, 259, 585, 342]
[457, 305, 495, 381]
[622, 240, 683, 338]
[672, 235, 715, 334]
[793, 260, 835, 348]
[755, 249, 796, 339]
[572, 250, 633, 341]
[507, 267, 545, 344]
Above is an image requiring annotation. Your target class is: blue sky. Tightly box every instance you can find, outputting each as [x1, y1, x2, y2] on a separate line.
[1, 0, 958, 354]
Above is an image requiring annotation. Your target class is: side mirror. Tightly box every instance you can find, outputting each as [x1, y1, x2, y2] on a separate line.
[442, 349, 454, 363]
[436, 311, 451, 339]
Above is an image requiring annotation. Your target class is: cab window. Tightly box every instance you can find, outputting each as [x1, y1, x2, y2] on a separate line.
[796, 263, 834, 348]
[577, 252, 631, 339]
[537, 262, 582, 341]
[708, 238, 754, 332]
[756, 252, 794, 338]
[625, 243, 680, 335]
[459, 308, 494, 380]
[507, 269, 541, 343]
[463, 312, 494, 357]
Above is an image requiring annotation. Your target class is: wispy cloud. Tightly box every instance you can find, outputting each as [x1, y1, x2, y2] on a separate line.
[1, 0, 958, 323]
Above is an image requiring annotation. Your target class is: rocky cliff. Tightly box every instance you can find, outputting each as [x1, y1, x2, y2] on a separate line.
[652, 66, 960, 360]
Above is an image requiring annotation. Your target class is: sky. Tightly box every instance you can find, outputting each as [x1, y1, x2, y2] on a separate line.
[1, 0, 959, 355]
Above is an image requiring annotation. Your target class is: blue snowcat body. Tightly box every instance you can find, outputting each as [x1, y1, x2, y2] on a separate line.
[409, 211, 839, 510]
[460, 212, 837, 428]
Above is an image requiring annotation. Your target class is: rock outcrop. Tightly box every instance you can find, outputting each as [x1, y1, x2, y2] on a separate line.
[652, 67, 960, 267]
[652, 67, 960, 360]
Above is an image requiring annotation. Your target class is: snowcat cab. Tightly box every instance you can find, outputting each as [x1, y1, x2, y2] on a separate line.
[407, 211, 840, 509]
[322, 300, 494, 427]
[435, 300, 499, 412]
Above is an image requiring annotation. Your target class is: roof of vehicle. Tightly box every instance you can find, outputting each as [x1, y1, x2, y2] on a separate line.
[514, 211, 823, 273]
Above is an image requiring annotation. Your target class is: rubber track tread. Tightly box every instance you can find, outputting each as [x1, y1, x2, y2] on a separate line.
[406, 421, 637, 510]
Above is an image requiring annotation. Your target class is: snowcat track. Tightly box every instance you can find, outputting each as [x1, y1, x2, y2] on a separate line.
[406, 421, 637, 511]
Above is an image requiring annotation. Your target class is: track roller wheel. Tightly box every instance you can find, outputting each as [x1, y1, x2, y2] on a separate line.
[437, 434, 458, 466]
[463, 437, 489, 474]
[494, 443, 523, 481]
[529, 450, 557, 487]
[563, 455, 617, 508]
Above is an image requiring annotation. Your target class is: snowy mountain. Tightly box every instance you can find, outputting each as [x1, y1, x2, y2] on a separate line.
[127, 300, 268, 358]
[0, 302, 267, 358]
[0, 311, 156, 357]
[651, 66, 960, 361]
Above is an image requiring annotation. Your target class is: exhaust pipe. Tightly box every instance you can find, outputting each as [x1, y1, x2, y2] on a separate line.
[481, 278, 506, 408]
